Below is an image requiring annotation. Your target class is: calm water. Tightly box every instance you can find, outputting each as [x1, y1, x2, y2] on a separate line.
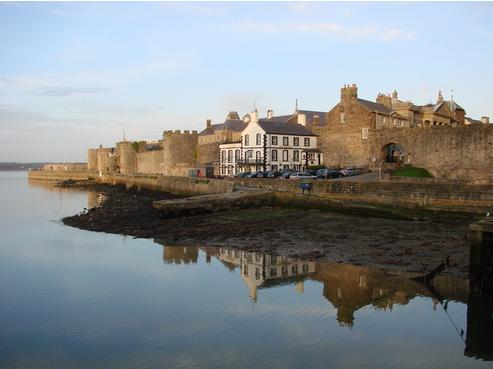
[1, 171, 492, 369]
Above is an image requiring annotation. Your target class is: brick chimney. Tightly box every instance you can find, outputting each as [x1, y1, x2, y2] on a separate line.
[267, 110, 273, 119]
[376, 93, 392, 109]
[481, 116, 490, 124]
[341, 83, 358, 105]
[206, 119, 212, 128]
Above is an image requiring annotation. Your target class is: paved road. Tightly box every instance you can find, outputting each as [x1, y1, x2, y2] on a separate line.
[328, 172, 380, 182]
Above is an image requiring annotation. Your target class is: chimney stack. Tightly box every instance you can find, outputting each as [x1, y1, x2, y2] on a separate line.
[267, 109, 273, 119]
[250, 110, 258, 124]
[313, 115, 320, 125]
[298, 113, 306, 126]
[481, 116, 490, 124]
[206, 119, 212, 128]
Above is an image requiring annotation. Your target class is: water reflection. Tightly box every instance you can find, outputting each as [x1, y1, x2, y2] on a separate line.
[160, 244, 492, 361]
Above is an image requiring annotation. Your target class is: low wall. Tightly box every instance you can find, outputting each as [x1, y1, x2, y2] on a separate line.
[100, 173, 235, 196]
[233, 178, 493, 213]
[28, 170, 95, 181]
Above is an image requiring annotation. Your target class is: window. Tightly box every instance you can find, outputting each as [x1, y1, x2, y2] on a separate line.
[256, 133, 261, 145]
[221, 151, 226, 163]
[271, 136, 278, 145]
[235, 149, 240, 161]
[361, 128, 369, 140]
[244, 134, 249, 146]
[283, 137, 289, 146]
[281, 266, 288, 276]
[256, 151, 261, 160]
[340, 112, 345, 123]
[282, 150, 288, 161]
[271, 164, 278, 171]
[302, 264, 309, 273]
[243, 264, 248, 276]
[227, 165, 233, 175]
[393, 119, 397, 126]
[304, 137, 310, 147]
[227, 150, 232, 163]
[292, 264, 298, 274]
[270, 267, 277, 277]
[293, 150, 299, 161]
[271, 149, 278, 161]
[293, 137, 299, 146]
[246, 150, 253, 159]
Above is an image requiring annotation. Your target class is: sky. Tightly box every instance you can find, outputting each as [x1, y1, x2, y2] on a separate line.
[1, 1, 493, 162]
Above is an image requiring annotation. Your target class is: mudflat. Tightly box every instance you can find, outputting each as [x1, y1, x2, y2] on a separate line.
[62, 183, 477, 278]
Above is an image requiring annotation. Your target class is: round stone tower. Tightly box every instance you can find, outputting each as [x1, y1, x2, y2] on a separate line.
[117, 141, 137, 175]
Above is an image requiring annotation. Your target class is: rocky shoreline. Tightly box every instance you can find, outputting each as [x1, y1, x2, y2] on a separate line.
[62, 182, 477, 278]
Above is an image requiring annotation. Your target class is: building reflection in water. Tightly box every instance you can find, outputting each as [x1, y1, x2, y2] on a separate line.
[156, 244, 492, 361]
[217, 247, 316, 301]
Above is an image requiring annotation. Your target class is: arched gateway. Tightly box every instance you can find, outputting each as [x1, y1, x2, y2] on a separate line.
[382, 143, 404, 164]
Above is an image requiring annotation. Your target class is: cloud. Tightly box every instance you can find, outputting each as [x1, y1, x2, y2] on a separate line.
[35, 86, 112, 97]
[0, 77, 16, 84]
[231, 21, 417, 41]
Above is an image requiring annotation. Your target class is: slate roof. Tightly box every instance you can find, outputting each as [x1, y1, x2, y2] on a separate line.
[259, 110, 327, 126]
[198, 118, 247, 136]
[465, 117, 483, 125]
[257, 120, 317, 136]
[356, 99, 392, 114]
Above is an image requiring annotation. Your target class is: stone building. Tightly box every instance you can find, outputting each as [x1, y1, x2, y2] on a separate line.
[197, 111, 247, 174]
[315, 84, 493, 180]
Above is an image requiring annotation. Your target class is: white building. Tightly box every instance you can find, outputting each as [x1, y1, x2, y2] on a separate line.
[219, 110, 323, 176]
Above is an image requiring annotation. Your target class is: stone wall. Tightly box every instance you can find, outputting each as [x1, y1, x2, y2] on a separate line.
[100, 173, 235, 196]
[317, 88, 493, 180]
[162, 130, 198, 175]
[232, 178, 493, 213]
[137, 150, 165, 174]
[197, 142, 220, 174]
[42, 163, 87, 171]
[87, 149, 98, 172]
[28, 170, 95, 181]
[117, 141, 137, 175]
[97, 148, 116, 173]
[374, 125, 493, 181]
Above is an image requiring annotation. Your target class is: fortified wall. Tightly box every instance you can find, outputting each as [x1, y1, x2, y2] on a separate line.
[315, 84, 493, 181]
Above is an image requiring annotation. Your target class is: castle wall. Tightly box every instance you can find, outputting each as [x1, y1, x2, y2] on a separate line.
[374, 125, 493, 181]
[197, 142, 220, 174]
[162, 130, 198, 176]
[137, 150, 165, 174]
[117, 141, 137, 175]
[97, 148, 115, 173]
[87, 149, 98, 172]
[42, 163, 87, 171]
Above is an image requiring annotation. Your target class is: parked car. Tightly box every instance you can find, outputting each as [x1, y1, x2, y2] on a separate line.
[266, 171, 277, 178]
[340, 167, 362, 177]
[280, 171, 293, 179]
[235, 172, 251, 178]
[316, 168, 343, 179]
[256, 171, 267, 178]
[289, 172, 317, 180]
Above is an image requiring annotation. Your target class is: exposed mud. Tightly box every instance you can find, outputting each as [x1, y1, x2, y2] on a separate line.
[62, 183, 480, 279]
